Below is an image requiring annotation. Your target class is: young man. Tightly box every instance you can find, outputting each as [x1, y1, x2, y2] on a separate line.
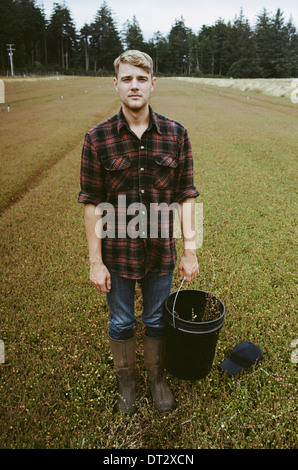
[79, 50, 199, 415]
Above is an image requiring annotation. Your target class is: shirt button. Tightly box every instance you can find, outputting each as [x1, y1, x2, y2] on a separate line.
[141, 190, 145, 194]
[140, 145, 145, 150]
[140, 167, 144, 171]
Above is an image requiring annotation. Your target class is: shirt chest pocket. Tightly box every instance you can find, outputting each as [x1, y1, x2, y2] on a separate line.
[103, 155, 132, 191]
[154, 154, 178, 189]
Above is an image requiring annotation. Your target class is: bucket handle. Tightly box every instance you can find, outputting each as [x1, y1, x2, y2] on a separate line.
[171, 274, 211, 329]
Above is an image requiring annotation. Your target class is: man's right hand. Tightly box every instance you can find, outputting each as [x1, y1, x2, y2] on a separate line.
[90, 262, 111, 293]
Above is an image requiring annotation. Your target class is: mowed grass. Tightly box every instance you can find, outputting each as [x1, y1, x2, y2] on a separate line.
[0, 77, 297, 449]
[0, 76, 120, 214]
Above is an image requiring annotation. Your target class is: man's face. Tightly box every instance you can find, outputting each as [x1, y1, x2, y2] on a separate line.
[114, 62, 156, 112]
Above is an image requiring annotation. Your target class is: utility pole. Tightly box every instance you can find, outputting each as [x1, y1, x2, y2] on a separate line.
[7, 44, 15, 76]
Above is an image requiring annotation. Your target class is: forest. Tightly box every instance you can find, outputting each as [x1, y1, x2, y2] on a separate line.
[0, 0, 297, 78]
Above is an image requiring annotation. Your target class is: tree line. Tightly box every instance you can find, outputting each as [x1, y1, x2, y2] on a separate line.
[1, 0, 297, 78]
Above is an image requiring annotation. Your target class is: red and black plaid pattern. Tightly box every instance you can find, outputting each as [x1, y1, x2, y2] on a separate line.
[78, 107, 199, 279]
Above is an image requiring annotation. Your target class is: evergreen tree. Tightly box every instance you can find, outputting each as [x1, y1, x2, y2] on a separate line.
[0, 0, 46, 73]
[197, 25, 216, 75]
[168, 17, 190, 74]
[89, 2, 122, 73]
[0, 0, 19, 72]
[47, 3, 77, 71]
[122, 15, 144, 50]
[212, 19, 231, 76]
[255, 8, 275, 77]
[227, 9, 261, 78]
[286, 16, 298, 76]
[187, 31, 200, 75]
[147, 31, 169, 75]
[18, 0, 46, 69]
[79, 23, 92, 73]
[271, 9, 292, 77]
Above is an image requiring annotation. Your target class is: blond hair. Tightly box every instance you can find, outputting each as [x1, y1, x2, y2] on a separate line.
[114, 50, 154, 77]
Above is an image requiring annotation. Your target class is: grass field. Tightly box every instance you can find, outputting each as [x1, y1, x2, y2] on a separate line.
[0, 76, 297, 449]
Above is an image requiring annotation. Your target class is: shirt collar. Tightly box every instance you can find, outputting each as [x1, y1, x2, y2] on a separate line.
[117, 106, 162, 135]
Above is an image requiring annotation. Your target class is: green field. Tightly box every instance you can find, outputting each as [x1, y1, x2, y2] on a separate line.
[0, 76, 297, 449]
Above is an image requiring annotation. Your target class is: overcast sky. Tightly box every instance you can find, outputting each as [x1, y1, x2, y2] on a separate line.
[38, 0, 298, 38]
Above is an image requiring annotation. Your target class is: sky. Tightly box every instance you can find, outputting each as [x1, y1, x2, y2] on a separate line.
[38, 0, 298, 39]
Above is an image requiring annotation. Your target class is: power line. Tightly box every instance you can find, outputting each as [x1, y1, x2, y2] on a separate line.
[7, 44, 15, 76]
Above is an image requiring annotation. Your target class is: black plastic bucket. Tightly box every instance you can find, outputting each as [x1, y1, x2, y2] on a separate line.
[164, 282, 225, 380]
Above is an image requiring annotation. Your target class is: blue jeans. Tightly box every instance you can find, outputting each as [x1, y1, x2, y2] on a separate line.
[106, 270, 173, 340]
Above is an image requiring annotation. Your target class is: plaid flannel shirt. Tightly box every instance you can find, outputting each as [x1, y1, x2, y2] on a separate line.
[78, 107, 199, 279]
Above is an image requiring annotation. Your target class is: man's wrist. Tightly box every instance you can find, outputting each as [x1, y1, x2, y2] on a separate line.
[183, 248, 197, 257]
[90, 257, 104, 267]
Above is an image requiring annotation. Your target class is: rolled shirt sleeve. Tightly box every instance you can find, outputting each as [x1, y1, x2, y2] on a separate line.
[174, 127, 199, 204]
[78, 131, 106, 206]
